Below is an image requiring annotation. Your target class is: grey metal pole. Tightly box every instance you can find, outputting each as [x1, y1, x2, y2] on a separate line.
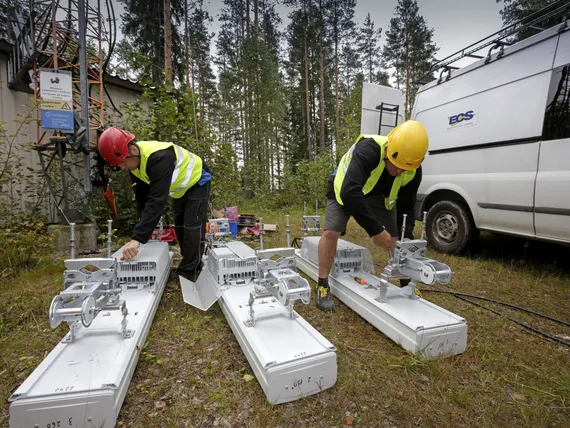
[315, 199, 318, 216]
[259, 217, 264, 250]
[286, 215, 291, 247]
[304, 201, 306, 217]
[107, 219, 113, 257]
[420, 211, 428, 241]
[158, 215, 164, 236]
[70, 223, 76, 259]
[78, 0, 91, 193]
[400, 214, 407, 242]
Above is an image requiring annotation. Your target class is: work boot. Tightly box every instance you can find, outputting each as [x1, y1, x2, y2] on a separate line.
[316, 278, 334, 311]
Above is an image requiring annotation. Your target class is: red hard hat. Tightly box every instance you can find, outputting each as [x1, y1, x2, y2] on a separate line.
[97, 127, 135, 167]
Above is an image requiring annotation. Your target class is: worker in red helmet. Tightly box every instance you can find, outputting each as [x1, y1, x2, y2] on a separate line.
[97, 126, 212, 281]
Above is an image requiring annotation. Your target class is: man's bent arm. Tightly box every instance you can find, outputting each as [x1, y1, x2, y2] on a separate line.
[396, 165, 422, 239]
[340, 139, 386, 237]
[131, 148, 176, 243]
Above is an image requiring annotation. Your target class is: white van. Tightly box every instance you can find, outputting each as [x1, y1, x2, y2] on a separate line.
[360, 19, 570, 254]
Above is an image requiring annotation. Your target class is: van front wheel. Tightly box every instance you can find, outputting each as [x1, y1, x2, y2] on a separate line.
[426, 200, 476, 254]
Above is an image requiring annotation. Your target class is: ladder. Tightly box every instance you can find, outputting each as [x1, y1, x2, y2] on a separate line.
[375, 102, 400, 135]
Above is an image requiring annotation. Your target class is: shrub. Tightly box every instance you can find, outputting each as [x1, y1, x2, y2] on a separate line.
[0, 217, 52, 278]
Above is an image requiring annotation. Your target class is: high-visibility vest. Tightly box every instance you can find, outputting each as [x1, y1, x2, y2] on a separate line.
[131, 141, 203, 199]
[333, 134, 416, 210]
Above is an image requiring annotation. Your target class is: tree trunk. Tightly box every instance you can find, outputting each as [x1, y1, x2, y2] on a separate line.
[154, 3, 161, 86]
[254, 0, 262, 189]
[405, 42, 409, 120]
[304, 41, 311, 160]
[334, 6, 339, 153]
[369, 42, 373, 82]
[184, 0, 189, 88]
[164, 0, 172, 86]
[240, 11, 247, 165]
[276, 125, 281, 190]
[254, 0, 258, 29]
[319, 44, 325, 150]
[246, 0, 250, 37]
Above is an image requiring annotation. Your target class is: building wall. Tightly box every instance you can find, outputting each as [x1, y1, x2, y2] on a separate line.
[0, 52, 144, 224]
[102, 77, 145, 126]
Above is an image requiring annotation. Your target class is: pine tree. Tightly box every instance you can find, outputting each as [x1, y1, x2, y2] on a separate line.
[339, 39, 360, 99]
[329, 0, 357, 147]
[187, 0, 216, 124]
[382, 0, 438, 119]
[216, 0, 246, 163]
[285, 1, 317, 162]
[337, 73, 363, 161]
[358, 13, 383, 84]
[258, 0, 287, 192]
[119, 0, 185, 86]
[216, 0, 285, 197]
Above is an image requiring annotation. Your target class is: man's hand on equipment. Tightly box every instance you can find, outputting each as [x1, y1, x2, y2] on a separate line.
[121, 239, 140, 260]
[373, 230, 392, 251]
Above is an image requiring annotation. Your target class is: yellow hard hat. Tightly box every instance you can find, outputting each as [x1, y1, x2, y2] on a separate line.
[386, 120, 429, 170]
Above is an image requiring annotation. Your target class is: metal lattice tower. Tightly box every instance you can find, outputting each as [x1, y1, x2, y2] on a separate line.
[8, 0, 105, 223]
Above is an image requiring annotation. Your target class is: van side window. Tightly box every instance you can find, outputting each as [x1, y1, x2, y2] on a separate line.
[542, 64, 570, 141]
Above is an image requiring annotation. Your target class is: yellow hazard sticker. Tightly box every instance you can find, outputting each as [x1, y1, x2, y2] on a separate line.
[41, 99, 74, 111]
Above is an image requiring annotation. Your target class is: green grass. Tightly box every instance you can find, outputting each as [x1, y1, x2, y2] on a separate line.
[1, 208, 570, 427]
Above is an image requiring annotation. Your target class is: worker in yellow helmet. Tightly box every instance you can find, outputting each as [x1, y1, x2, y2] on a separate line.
[316, 120, 429, 311]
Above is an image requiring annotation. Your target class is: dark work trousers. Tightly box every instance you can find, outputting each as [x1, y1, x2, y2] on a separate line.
[172, 180, 210, 280]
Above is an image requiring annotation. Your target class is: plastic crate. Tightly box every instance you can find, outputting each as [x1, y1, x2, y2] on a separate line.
[229, 221, 238, 237]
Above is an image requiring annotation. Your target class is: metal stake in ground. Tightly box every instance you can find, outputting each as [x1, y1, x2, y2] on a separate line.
[107, 219, 113, 257]
[259, 217, 264, 250]
[70, 223, 76, 259]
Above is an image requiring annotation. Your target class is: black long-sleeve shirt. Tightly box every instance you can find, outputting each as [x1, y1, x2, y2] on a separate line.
[130, 147, 176, 244]
[326, 138, 422, 239]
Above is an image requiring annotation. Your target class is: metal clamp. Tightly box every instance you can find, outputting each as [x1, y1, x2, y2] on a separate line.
[245, 248, 311, 327]
[49, 257, 132, 342]
[376, 211, 453, 302]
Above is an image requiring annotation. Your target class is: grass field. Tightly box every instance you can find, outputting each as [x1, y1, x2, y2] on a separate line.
[1, 208, 569, 427]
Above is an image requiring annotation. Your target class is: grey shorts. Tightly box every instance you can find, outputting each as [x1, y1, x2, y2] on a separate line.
[324, 196, 398, 237]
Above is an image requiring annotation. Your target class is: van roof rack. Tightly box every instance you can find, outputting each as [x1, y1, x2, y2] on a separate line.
[418, 0, 570, 85]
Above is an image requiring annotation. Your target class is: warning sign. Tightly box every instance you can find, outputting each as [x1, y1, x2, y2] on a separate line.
[39, 69, 74, 130]
[41, 99, 73, 110]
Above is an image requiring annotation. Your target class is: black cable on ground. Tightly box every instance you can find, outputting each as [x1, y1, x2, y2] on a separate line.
[421, 289, 570, 328]
[421, 288, 570, 347]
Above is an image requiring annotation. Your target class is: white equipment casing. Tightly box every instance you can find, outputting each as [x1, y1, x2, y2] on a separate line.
[219, 285, 337, 404]
[181, 241, 337, 404]
[295, 237, 467, 359]
[9, 241, 172, 428]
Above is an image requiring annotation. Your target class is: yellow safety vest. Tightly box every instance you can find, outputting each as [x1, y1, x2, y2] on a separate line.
[333, 134, 416, 210]
[131, 141, 203, 199]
